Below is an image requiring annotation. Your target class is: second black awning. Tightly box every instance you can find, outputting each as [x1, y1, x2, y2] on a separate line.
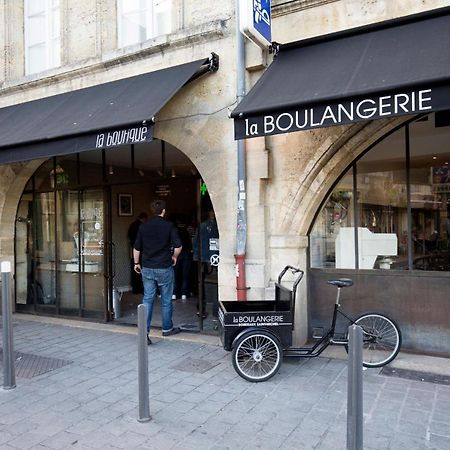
[0, 55, 218, 164]
[232, 7, 450, 140]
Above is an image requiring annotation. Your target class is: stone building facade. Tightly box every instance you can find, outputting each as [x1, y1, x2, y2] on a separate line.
[1, 0, 449, 354]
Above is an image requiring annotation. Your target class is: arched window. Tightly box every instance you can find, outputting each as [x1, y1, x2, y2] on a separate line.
[310, 111, 450, 272]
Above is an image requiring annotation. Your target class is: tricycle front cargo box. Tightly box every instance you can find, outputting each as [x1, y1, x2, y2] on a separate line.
[218, 299, 293, 350]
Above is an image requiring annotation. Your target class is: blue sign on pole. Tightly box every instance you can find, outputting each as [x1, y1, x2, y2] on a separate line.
[252, 0, 271, 45]
[240, 0, 272, 48]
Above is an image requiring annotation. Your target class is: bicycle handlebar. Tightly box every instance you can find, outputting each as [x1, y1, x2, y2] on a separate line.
[278, 265, 304, 290]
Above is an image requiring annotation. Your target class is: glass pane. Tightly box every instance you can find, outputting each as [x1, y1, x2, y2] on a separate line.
[79, 150, 104, 186]
[27, 44, 47, 74]
[55, 155, 78, 188]
[121, 13, 146, 46]
[15, 194, 33, 305]
[34, 192, 57, 306]
[26, 0, 46, 16]
[310, 168, 354, 268]
[27, 15, 46, 44]
[153, 0, 171, 36]
[80, 190, 105, 312]
[105, 146, 135, 183]
[34, 160, 55, 191]
[57, 191, 80, 312]
[119, 0, 142, 13]
[410, 112, 450, 271]
[357, 127, 407, 270]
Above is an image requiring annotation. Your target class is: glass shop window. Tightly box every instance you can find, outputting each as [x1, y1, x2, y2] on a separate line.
[356, 128, 407, 270]
[310, 168, 354, 268]
[24, 0, 60, 75]
[117, 0, 172, 48]
[310, 111, 450, 272]
[409, 112, 450, 271]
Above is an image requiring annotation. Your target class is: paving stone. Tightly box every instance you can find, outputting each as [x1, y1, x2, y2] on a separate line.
[429, 433, 450, 450]
[387, 432, 429, 450]
[6, 432, 47, 450]
[4, 318, 450, 450]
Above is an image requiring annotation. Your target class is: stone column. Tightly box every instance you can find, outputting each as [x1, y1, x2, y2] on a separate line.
[269, 234, 309, 346]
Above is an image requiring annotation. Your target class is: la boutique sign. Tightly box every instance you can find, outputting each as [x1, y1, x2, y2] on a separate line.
[236, 88, 434, 139]
[95, 125, 151, 149]
[239, 0, 272, 48]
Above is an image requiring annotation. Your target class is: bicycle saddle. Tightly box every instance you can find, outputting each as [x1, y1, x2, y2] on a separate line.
[327, 278, 353, 288]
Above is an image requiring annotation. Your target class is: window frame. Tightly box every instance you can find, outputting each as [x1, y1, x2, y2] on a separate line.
[117, 0, 172, 48]
[24, 0, 61, 75]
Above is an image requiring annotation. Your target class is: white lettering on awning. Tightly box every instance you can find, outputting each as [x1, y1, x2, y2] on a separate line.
[95, 125, 148, 149]
[243, 88, 435, 137]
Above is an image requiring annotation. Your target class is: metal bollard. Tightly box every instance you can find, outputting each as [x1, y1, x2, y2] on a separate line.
[137, 304, 151, 422]
[347, 324, 363, 450]
[2, 261, 16, 390]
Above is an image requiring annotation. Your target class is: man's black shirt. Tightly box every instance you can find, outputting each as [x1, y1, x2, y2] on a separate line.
[134, 216, 182, 268]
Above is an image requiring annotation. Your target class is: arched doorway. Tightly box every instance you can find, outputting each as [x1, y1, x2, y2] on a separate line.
[308, 111, 450, 355]
[14, 140, 219, 331]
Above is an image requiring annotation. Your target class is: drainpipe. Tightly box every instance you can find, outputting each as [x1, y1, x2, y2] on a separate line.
[235, 0, 248, 301]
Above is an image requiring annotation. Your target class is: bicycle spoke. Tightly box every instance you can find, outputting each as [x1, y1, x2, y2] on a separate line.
[234, 333, 281, 381]
[352, 314, 400, 367]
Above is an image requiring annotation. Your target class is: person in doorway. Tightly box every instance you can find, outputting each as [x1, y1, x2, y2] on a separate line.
[127, 212, 148, 294]
[193, 210, 219, 319]
[133, 200, 182, 344]
[172, 214, 193, 302]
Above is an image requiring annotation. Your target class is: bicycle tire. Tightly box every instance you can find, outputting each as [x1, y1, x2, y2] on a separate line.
[345, 313, 401, 367]
[232, 330, 282, 382]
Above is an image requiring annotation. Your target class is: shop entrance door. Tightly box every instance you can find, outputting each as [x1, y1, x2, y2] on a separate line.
[15, 188, 110, 320]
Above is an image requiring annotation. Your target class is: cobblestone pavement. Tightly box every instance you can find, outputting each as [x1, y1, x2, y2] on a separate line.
[1, 318, 450, 450]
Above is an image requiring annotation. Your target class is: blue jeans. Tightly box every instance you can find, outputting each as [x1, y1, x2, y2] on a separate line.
[141, 267, 174, 333]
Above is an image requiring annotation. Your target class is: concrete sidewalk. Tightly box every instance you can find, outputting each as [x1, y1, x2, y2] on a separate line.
[0, 317, 449, 450]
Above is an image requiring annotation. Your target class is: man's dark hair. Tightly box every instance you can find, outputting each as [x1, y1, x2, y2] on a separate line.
[138, 212, 148, 220]
[150, 199, 166, 215]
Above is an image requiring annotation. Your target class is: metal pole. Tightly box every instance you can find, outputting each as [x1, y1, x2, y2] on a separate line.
[137, 304, 151, 422]
[235, 0, 248, 301]
[2, 261, 16, 390]
[347, 324, 363, 450]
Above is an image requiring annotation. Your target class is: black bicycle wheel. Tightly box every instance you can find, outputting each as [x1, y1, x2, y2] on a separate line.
[346, 313, 401, 367]
[232, 330, 282, 382]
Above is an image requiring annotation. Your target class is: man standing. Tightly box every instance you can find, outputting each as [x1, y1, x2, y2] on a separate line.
[133, 200, 182, 344]
[127, 212, 148, 294]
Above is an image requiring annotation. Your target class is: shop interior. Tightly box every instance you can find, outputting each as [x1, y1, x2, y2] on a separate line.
[310, 111, 450, 272]
[15, 139, 219, 333]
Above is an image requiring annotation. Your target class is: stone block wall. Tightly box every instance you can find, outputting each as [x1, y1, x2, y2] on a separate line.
[0, 0, 449, 343]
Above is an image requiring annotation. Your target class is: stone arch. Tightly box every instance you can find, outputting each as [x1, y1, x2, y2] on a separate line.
[154, 113, 234, 259]
[0, 159, 45, 262]
[281, 116, 412, 237]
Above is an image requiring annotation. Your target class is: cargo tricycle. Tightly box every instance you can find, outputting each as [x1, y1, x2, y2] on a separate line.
[218, 266, 401, 382]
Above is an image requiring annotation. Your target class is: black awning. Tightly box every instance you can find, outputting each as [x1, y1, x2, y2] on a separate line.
[0, 55, 218, 164]
[232, 7, 450, 139]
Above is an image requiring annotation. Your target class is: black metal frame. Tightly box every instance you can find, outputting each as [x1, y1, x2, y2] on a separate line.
[219, 266, 360, 358]
[283, 285, 356, 358]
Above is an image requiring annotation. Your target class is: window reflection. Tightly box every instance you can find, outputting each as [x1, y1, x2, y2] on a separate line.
[310, 111, 450, 272]
[310, 168, 354, 268]
[357, 128, 407, 269]
[410, 113, 450, 270]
